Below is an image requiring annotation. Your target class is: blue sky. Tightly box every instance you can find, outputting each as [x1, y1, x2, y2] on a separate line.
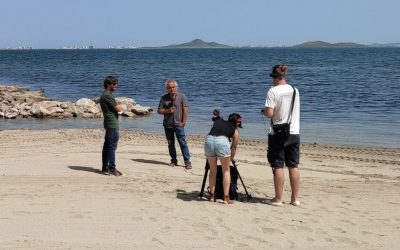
[1, 0, 399, 48]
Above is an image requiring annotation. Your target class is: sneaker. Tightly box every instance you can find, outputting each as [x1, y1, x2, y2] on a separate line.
[110, 169, 124, 176]
[101, 170, 110, 175]
[169, 162, 178, 167]
[264, 199, 283, 206]
[184, 161, 192, 170]
[290, 200, 301, 206]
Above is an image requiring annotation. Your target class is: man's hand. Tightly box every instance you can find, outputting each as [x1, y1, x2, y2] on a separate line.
[168, 107, 175, 114]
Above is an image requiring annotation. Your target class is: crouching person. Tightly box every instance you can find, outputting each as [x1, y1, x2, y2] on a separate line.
[204, 113, 242, 204]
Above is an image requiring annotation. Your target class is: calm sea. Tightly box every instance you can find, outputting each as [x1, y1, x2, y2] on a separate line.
[0, 48, 399, 148]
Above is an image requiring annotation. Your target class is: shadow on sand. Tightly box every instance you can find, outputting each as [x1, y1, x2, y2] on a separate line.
[68, 166, 104, 175]
[131, 158, 169, 166]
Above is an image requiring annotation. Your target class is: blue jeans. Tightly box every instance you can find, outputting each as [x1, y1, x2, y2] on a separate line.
[164, 126, 190, 163]
[102, 128, 119, 172]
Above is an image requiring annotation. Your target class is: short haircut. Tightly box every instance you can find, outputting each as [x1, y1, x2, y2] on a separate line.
[104, 75, 118, 89]
[165, 79, 178, 89]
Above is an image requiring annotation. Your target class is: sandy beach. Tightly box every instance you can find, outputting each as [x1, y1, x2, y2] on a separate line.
[0, 128, 399, 249]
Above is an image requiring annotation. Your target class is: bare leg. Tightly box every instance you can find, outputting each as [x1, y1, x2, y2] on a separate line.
[220, 157, 233, 204]
[207, 157, 217, 201]
[289, 167, 300, 203]
[220, 157, 231, 196]
[272, 167, 284, 202]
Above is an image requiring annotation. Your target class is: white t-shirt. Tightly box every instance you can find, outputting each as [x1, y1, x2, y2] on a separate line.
[265, 84, 300, 135]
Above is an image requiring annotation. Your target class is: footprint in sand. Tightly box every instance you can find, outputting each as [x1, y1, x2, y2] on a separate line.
[333, 227, 346, 233]
[262, 227, 283, 234]
[13, 211, 30, 216]
[338, 219, 356, 226]
[160, 226, 171, 233]
[333, 235, 363, 247]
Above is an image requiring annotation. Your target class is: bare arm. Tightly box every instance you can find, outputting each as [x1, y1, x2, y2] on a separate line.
[264, 107, 274, 118]
[114, 105, 123, 113]
[181, 106, 188, 127]
[230, 129, 239, 161]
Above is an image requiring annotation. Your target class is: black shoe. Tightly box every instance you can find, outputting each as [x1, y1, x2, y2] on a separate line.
[102, 167, 110, 175]
[184, 161, 192, 170]
[169, 162, 178, 167]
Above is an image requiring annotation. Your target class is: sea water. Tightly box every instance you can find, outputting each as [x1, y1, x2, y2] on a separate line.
[0, 48, 399, 148]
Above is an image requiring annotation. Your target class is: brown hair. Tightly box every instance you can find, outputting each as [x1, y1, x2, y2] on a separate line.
[270, 64, 288, 79]
[103, 75, 118, 89]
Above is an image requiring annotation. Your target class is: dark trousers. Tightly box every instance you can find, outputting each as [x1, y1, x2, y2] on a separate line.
[164, 126, 190, 164]
[102, 128, 119, 172]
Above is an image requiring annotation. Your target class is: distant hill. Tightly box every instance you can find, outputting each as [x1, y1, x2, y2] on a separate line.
[161, 39, 231, 48]
[369, 42, 400, 47]
[294, 41, 366, 48]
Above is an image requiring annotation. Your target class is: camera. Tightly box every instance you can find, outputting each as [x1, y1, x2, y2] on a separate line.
[165, 97, 174, 109]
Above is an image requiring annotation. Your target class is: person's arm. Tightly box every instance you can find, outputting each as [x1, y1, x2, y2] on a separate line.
[157, 97, 175, 115]
[181, 106, 188, 127]
[230, 129, 239, 161]
[264, 107, 274, 118]
[114, 104, 123, 113]
[158, 106, 175, 115]
[264, 88, 276, 118]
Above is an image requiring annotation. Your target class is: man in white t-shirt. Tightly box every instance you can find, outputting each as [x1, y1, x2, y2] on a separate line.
[263, 64, 301, 207]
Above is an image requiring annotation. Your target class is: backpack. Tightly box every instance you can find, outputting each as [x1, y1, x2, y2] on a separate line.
[214, 165, 239, 200]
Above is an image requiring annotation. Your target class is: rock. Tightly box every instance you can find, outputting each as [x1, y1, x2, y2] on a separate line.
[31, 103, 50, 118]
[0, 85, 153, 120]
[131, 104, 153, 116]
[5, 110, 19, 119]
[75, 98, 96, 107]
[81, 113, 95, 118]
[48, 107, 65, 114]
[20, 110, 31, 117]
[59, 102, 72, 109]
[116, 97, 136, 106]
[37, 101, 59, 109]
[121, 111, 136, 117]
[85, 106, 100, 114]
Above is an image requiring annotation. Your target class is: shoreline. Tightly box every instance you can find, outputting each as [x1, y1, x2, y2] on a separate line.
[1, 124, 399, 149]
[1, 128, 400, 249]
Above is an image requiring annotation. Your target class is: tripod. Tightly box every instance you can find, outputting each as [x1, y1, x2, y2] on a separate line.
[199, 160, 252, 200]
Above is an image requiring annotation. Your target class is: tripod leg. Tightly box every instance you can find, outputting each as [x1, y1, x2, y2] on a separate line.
[232, 161, 252, 199]
[199, 161, 210, 198]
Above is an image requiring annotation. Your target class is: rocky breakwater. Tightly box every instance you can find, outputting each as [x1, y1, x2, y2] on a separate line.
[0, 85, 153, 119]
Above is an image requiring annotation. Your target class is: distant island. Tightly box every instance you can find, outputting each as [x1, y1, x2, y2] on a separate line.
[293, 41, 367, 48]
[2, 39, 400, 50]
[160, 39, 232, 48]
[158, 39, 400, 49]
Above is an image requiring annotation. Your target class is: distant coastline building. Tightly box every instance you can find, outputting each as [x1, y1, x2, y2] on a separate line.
[0, 46, 33, 50]
[60, 45, 95, 50]
[108, 45, 140, 49]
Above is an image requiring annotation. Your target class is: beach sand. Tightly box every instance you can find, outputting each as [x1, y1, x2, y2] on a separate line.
[0, 129, 399, 249]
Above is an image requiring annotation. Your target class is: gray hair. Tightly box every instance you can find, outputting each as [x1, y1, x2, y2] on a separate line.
[164, 79, 178, 89]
